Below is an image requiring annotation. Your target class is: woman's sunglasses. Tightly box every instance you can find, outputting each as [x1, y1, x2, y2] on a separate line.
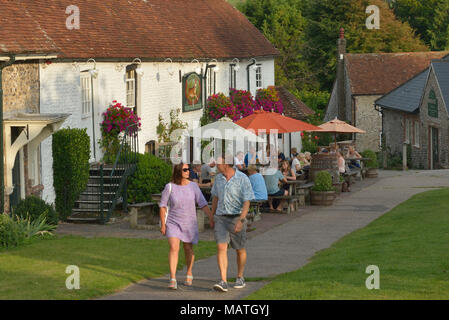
[182, 168, 189, 172]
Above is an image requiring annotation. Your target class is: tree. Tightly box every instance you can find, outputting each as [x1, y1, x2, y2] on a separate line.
[392, 0, 449, 50]
[238, 0, 318, 90]
[303, 0, 428, 91]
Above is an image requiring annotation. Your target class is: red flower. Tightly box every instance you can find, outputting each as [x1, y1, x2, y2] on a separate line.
[314, 136, 319, 140]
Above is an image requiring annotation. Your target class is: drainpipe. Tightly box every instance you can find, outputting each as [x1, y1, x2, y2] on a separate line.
[247, 59, 256, 92]
[0, 55, 16, 214]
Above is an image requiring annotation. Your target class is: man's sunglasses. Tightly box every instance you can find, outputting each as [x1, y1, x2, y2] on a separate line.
[182, 168, 190, 172]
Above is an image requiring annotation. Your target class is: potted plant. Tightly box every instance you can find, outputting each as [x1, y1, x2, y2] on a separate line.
[311, 171, 336, 206]
[361, 150, 378, 178]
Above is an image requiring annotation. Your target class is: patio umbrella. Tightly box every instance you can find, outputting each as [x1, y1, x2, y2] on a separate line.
[318, 117, 366, 146]
[190, 116, 264, 142]
[234, 110, 322, 134]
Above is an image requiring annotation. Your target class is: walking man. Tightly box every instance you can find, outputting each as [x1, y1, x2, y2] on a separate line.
[211, 154, 255, 292]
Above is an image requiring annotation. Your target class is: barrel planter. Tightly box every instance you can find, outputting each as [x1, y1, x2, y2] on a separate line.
[311, 190, 336, 206]
[333, 182, 343, 195]
[366, 168, 378, 178]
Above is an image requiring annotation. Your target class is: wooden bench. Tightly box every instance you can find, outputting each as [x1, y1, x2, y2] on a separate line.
[129, 202, 159, 230]
[342, 168, 360, 187]
[248, 200, 267, 224]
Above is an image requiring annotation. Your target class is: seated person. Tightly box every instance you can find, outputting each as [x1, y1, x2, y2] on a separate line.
[247, 165, 268, 201]
[298, 153, 310, 167]
[291, 154, 302, 174]
[263, 168, 288, 212]
[244, 146, 258, 167]
[234, 151, 245, 171]
[280, 160, 296, 192]
[290, 147, 298, 160]
[345, 145, 362, 169]
[278, 151, 286, 163]
[200, 158, 216, 184]
[190, 163, 211, 188]
[337, 151, 346, 174]
[304, 151, 312, 164]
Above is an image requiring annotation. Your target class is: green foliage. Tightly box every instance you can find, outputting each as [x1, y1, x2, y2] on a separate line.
[392, 0, 449, 50]
[52, 128, 90, 221]
[0, 214, 55, 249]
[12, 196, 58, 225]
[127, 153, 172, 204]
[301, 132, 319, 153]
[156, 109, 188, 143]
[361, 149, 378, 169]
[303, 0, 428, 90]
[312, 171, 334, 192]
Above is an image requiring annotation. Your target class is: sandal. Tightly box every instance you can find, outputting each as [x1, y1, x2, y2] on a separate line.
[184, 275, 193, 286]
[168, 278, 177, 290]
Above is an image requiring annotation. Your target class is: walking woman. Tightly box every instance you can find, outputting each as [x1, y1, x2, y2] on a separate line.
[159, 162, 214, 290]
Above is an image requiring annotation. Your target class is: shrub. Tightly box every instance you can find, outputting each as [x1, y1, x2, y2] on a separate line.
[52, 128, 90, 221]
[255, 86, 283, 114]
[12, 196, 58, 225]
[127, 153, 172, 204]
[0, 214, 56, 249]
[312, 171, 334, 192]
[361, 150, 378, 169]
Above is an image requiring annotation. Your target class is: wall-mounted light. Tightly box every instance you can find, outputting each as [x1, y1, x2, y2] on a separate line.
[250, 58, 259, 70]
[164, 58, 175, 76]
[115, 63, 126, 72]
[87, 58, 99, 78]
[132, 58, 144, 76]
[209, 59, 220, 72]
[191, 59, 202, 75]
[232, 58, 241, 71]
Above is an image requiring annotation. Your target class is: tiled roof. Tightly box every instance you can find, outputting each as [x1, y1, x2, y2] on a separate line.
[0, 0, 279, 60]
[276, 86, 315, 120]
[0, 1, 59, 54]
[346, 52, 449, 95]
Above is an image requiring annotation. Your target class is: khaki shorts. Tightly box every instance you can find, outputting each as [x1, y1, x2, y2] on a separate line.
[214, 215, 247, 250]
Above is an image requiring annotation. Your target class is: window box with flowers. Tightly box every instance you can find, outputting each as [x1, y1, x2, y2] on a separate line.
[99, 101, 141, 164]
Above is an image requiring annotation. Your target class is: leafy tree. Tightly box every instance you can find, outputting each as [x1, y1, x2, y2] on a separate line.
[238, 0, 318, 90]
[303, 0, 428, 90]
[392, 0, 449, 50]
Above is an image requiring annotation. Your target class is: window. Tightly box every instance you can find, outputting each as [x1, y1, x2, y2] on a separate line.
[414, 121, 420, 147]
[405, 118, 411, 144]
[229, 64, 237, 89]
[208, 68, 216, 97]
[255, 64, 263, 89]
[126, 67, 137, 114]
[80, 72, 92, 116]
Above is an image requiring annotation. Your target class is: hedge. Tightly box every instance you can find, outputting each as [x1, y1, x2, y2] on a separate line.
[127, 153, 172, 204]
[13, 196, 58, 225]
[52, 128, 90, 220]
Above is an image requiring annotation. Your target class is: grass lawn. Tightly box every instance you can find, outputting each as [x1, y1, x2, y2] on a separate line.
[247, 188, 449, 300]
[0, 236, 216, 300]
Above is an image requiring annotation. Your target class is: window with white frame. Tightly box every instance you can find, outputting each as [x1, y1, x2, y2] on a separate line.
[81, 72, 92, 116]
[208, 68, 216, 97]
[255, 64, 263, 89]
[414, 121, 420, 147]
[405, 118, 411, 144]
[126, 67, 136, 113]
[229, 64, 237, 89]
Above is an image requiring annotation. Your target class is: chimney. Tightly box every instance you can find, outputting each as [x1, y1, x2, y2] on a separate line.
[337, 28, 347, 121]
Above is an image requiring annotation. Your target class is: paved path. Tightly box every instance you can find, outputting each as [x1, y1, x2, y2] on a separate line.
[102, 170, 449, 300]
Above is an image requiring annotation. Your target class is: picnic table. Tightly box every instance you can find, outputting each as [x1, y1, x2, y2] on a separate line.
[344, 157, 370, 180]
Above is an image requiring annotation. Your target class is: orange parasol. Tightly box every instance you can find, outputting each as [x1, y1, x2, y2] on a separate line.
[318, 117, 366, 146]
[234, 110, 322, 134]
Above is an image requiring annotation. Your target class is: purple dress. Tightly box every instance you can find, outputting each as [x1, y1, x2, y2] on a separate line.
[159, 182, 208, 244]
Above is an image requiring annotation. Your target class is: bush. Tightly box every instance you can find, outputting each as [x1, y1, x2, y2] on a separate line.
[127, 153, 172, 204]
[12, 196, 58, 225]
[52, 128, 90, 221]
[312, 171, 334, 192]
[361, 150, 378, 169]
[0, 214, 56, 249]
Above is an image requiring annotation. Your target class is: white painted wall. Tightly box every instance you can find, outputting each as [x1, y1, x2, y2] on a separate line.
[39, 57, 276, 204]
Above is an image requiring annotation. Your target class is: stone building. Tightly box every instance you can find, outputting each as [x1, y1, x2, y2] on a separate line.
[376, 59, 449, 169]
[1, 0, 280, 210]
[324, 29, 448, 152]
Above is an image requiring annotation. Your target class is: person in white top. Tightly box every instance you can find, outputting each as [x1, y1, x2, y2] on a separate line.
[291, 155, 301, 173]
[234, 151, 245, 171]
